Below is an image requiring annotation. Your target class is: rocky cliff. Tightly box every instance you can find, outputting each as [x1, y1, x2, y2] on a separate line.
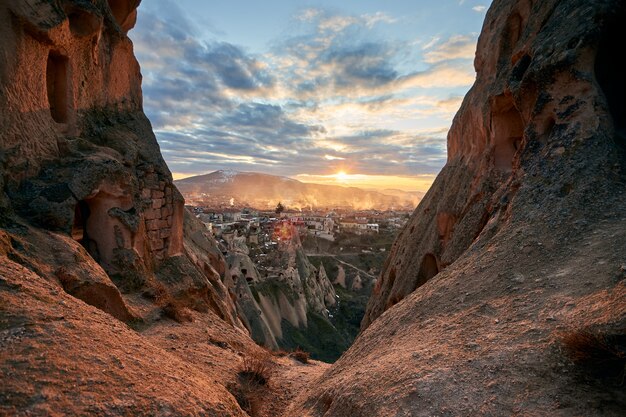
[219, 222, 348, 361]
[0, 0, 241, 324]
[0, 2, 326, 415]
[290, 0, 626, 415]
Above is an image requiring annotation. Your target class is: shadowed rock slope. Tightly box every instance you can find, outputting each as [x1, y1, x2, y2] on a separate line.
[290, 0, 626, 415]
[0, 1, 327, 415]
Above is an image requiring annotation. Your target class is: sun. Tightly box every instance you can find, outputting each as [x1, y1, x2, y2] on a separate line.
[335, 170, 348, 181]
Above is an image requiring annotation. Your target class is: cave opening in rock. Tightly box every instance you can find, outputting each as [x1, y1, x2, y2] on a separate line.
[71, 200, 100, 262]
[437, 212, 457, 247]
[498, 12, 523, 68]
[411, 253, 440, 292]
[46, 52, 69, 123]
[418, 254, 439, 285]
[491, 95, 524, 172]
[595, 4, 626, 150]
[72, 201, 90, 243]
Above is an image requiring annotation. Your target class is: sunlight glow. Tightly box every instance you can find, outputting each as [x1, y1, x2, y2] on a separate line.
[335, 171, 348, 181]
[297, 172, 436, 192]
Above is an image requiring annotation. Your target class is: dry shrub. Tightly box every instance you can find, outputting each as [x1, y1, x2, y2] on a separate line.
[227, 351, 275, 416]
[142, 279, 193, 323]
[268, 346, 309, 363]
[162, 300, 193, 323]
[227, 378, 265, 416]
[240, 350, 274, 386]
[290, 347, 310, 364]
[151, 281, 170, 305]
[142, 279, 169, 304]
[561, 328, 625, 381]
[271, 349, 289, 358]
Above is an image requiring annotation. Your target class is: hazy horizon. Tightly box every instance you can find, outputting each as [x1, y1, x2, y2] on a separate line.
[173, 168, 432, 193]
[133, 0, 491, 193]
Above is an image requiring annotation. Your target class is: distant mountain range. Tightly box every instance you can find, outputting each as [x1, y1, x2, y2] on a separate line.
[175, 170, 424, 210]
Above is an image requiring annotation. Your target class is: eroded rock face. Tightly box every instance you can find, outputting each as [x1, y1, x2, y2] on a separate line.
[362, 0, 626, 329]
[0, 1, 241, 325]
[290, 0, 626, 415]
[221, 223, 342, 358]
[0, 3, 324, 415]
[1, 0, 182, 275]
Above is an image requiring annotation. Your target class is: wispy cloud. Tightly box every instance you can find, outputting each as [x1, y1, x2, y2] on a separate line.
[472, 5, 487, 13]
[133, 2, 478, 189]
[423, 35, 477, 64]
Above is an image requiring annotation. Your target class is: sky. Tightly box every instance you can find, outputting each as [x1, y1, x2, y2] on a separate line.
[132, 0, 491, 192]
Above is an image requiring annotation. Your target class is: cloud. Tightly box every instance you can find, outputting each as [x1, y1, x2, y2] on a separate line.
[362, 12, 398, 28]
[296, 8, 322, 21]
[472, 5, 487, 12]
[133, 2, 478, 183]
[423, 35, 477, 64]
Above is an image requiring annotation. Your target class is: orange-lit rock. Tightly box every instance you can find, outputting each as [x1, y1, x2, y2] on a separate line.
[292, 0, 626, 415]
[0, 2, 331, 415]
[0, 0, 217, 315]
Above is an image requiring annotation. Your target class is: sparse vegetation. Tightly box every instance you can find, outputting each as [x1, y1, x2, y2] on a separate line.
[561, 328, 626, 383]
[240, 350, 274, 386]
[143, 279, 194, 323]
[227, 350, 275, 416]
[290, 347, 310, 364]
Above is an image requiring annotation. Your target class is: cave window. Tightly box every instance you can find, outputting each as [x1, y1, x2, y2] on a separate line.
[414, 253, 439, 290]
[499, 12, 523, 68]
[491, 95, 524, 173]
[72, 201, 90, 243]
[46, 52, 69, 123]
[494, 119, 523, 172]
[246, 277, 253, 283]
[595, 4, 626, 148]
[436, 212, 457, 247]
[241, 268, 247, 275]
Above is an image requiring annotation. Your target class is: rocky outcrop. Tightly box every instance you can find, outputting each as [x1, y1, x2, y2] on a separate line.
[220, 222, 344, 359]
[1, 0, 182, 277]
[0, 0, 242, 324]
[290, 0, 626, 415]
[0, 3, 263, 414]
[362, 0, 626, 329]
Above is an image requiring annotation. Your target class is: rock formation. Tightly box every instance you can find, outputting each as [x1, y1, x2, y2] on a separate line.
[290, 0, 626, 415]
[220, 222, 345, 360]
[0, 2, 317, 415]
[362, 0, 626, 329]
[0, 0, 242, 324]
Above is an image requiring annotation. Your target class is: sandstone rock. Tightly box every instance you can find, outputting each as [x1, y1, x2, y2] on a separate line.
[0, 256, 250, 416]
[362, 0, 626, 330]
[333, 264, 347, 288]
[2, 223, 135, 322]
[0, 2, 325, 415]
[291, 0, 626, 415]
[221, 223, 345, 359]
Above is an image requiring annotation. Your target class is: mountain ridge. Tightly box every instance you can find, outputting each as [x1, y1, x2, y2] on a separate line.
[175, 170, 423, 210]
